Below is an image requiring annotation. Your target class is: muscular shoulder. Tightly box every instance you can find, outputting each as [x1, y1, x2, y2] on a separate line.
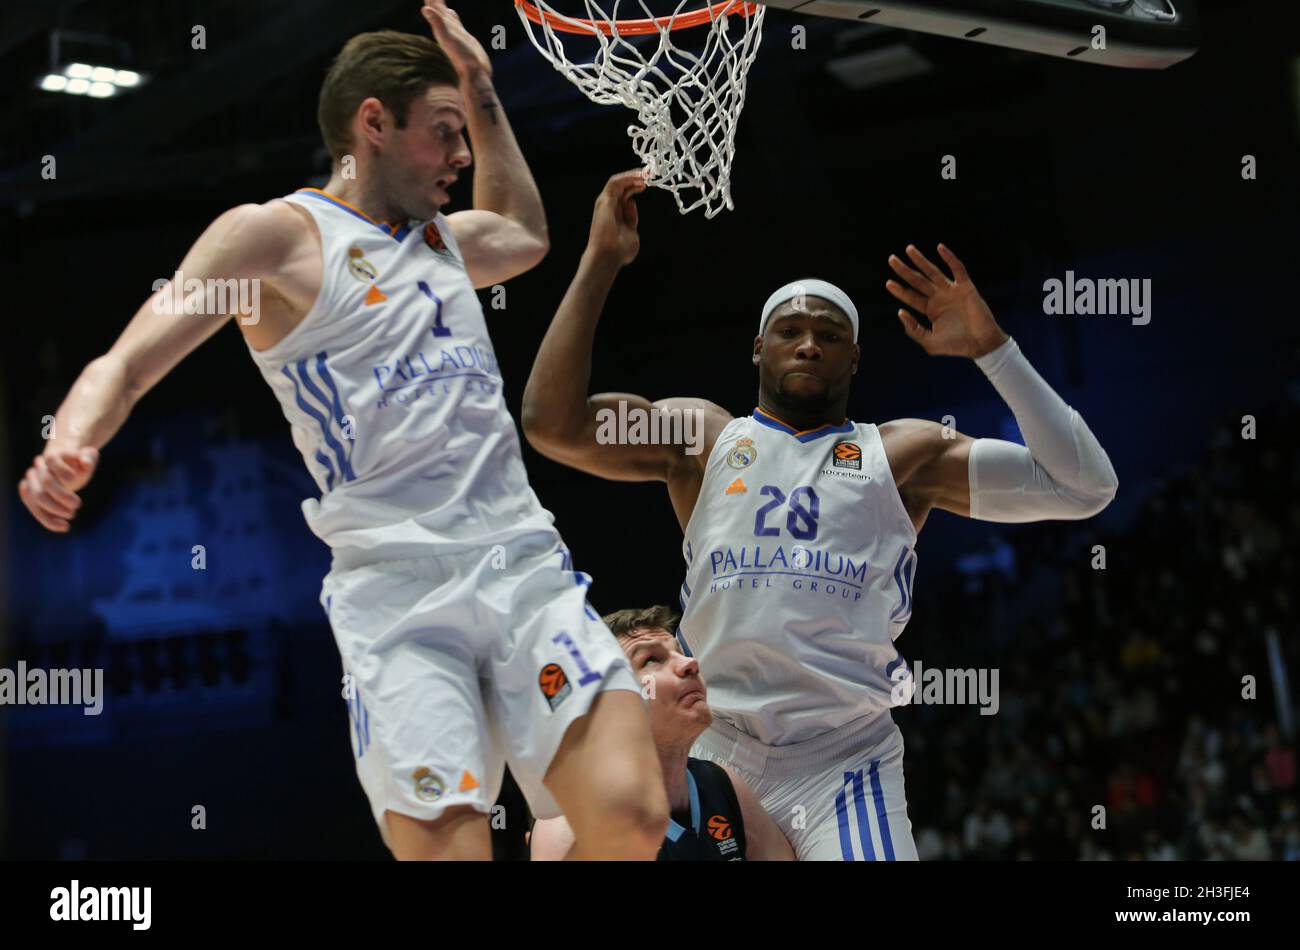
[715, 763, 758, 845]
[877, 418, 952, 491]
[879, 418, 975, 529]
[655, 397, 734, 473]
[653, 397, 734, 440]
[878, 417, 945, 441]
[197, 200, 313, 279]
[878, 417, 948, 460]
[654, 396, 731, 417]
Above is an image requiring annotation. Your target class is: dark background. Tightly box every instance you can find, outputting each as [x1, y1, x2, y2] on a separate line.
[0, 0, 1296, 859]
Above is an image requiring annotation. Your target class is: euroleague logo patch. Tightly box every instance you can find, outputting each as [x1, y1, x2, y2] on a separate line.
[832, 440, 862, 470]
[708, 814, 740, 856]
[423, 221, 459, 263]
[423, 221, 447, 251]
[538, 663, 572, 711]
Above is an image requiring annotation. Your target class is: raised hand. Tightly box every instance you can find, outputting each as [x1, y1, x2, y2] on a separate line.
[586, 169, 649, 268]
[421, 1, 491, 80]
[885, 244, 1009, 359]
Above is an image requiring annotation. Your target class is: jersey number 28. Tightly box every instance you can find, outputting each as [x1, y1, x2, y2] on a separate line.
[753, 485, 820, 541]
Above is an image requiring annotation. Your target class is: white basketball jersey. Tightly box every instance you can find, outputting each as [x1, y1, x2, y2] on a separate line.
[245, 188, 556, 562]
[678, 409, 919, 745]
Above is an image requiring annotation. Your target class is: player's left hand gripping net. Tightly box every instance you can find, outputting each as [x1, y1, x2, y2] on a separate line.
[516, 1, 766, 218]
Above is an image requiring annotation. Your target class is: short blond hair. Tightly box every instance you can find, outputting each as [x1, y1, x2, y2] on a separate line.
[602, 605, 681, 643]
[317, 30, 460, 162]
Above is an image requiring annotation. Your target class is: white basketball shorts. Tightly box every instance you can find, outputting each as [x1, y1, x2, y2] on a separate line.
[691, 709, 918, 861]
[319, 530, 639, 847]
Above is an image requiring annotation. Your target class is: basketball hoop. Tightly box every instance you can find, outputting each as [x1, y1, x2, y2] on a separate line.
[514, 1, 767, 218]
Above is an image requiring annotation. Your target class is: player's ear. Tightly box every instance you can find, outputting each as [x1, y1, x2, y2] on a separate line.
[752, 336, 762, 365]
[356, 97, 389, 150]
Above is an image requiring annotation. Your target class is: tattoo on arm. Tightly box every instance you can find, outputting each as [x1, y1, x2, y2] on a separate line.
[475, 79, 499, 126]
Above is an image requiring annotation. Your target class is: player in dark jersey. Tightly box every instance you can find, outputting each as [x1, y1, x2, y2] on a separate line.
[531, 606, 794, 861]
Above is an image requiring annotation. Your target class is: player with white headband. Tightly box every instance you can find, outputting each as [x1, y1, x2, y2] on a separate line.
[521, 170, 1118, 860]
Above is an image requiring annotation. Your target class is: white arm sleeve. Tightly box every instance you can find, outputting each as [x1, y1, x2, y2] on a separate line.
[967, 337, 1118, 523]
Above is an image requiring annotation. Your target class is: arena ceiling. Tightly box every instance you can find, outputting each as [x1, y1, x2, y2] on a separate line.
[0, 0, 1027, 209]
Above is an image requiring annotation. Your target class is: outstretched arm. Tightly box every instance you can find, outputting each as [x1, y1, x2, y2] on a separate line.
[424, 2, 548, 288]
[17, 202, 296, 533]
[881, 244, 1118, 527]
[521, 170, 726, 484]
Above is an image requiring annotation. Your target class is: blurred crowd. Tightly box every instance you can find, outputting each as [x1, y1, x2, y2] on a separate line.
[901, 401, 1299, 860]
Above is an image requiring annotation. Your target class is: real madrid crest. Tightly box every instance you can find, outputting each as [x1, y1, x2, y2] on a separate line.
[412, 766, 443, 802]
[346, 244, 378, 282]
[726, 437, 757, 469]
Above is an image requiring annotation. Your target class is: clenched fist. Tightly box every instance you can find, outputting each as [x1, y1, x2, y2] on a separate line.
[18, 446, 99, 533]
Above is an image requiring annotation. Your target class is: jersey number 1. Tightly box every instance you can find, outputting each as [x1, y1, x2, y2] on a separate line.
[418, 280, 451, 337]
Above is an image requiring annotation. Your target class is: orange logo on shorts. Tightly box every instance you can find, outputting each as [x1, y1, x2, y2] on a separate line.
[707, 815, 733, 840]
[539, 663, 572, 711]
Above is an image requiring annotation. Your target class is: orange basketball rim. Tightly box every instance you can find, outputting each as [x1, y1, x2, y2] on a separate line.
[514, 1, 762, 37]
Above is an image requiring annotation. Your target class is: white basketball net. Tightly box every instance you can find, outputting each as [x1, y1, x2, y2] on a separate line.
[516, 1, 767, 218]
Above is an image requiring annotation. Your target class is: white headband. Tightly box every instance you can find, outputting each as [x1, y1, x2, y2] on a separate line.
[759, 279, 859, 342]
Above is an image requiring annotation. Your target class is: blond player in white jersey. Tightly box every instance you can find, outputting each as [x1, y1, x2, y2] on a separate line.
[16, 5, 668, 861]
[522, 171, 1119, 861]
